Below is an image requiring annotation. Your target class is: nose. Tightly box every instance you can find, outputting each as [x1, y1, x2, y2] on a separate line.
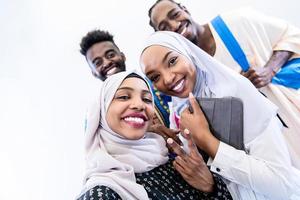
[130, 97, 146, 111]
[102, 58, 112, 69]
[163, 71, 175, 87]
[167, 20, 179, 32]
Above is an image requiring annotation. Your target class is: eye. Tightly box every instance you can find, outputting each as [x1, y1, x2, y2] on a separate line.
[168, 56, 177, 66]
[171, 11, 180, 19]
[149, 74, 160, 83]
[94, 59, 103, 68]
[115, 95, 130, 100]
[107, 51, 116, 59]
[142, 97, 153, 104]
[158, 23, 167, 31]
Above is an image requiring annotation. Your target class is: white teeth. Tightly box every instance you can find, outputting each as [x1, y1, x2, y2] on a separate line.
[106, 67, 117, 76]
[173, 79, 184, 92]
[124, 117, 144, 124]
[180, 26, 187, 35]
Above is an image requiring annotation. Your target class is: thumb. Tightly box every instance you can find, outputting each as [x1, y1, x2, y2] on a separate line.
[188, 92, 201, 114]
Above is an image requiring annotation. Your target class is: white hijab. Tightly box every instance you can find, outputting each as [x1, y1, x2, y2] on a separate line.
[79, 70, 168, 200]
[140, 31, 278, 143]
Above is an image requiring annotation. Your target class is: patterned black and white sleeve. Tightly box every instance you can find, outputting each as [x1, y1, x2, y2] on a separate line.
[77, 185, 122, 200]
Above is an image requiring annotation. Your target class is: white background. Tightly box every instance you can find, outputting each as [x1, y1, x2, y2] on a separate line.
[0, 0, 299, 199]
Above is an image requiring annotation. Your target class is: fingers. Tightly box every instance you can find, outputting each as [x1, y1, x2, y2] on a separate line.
[247, 71, 259, 82]
[188, 92, 201, 115]
[173, 158, 192, 177]
[253, 78, 264, 88]
[243, 68, 271, 88]
[241, 68, 255, 78]
[167, 138, 186, 157]
[149, 124, 182, 144]
[162, 126, 182, 145]
[173, 160, 191, 179]
[182, 129, 197, 152]
[182, 128, 204, 161]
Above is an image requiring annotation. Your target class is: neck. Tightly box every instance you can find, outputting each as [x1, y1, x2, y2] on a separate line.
[194, 23, 216, 56]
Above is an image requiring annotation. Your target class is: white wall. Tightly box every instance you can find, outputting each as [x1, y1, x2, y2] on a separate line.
[0, 0, 299, 199]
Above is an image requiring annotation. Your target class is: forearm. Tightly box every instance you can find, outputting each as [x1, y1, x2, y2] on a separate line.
[193, 131, 220, 159]
[211, 143, 291, 198]
[264, 50, 293, 73]
[209, 117, 294, 199]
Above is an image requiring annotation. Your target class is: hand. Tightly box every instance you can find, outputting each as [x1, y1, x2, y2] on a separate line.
[148, 123, 182, 145]
[151, 113, 162, 125]
[167, 129, 214, 192]
[241, 67, 275, 88]
[179, 93, 219, 158]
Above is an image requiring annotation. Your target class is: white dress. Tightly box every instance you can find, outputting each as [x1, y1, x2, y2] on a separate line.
[208, 7, 300, 169]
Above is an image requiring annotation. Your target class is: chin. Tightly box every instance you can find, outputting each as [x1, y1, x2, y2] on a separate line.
[123, 130, 146, 140]
[129, 134, 145, 140]
[181, 92, 190, 98]
[177, 92, 189, 98]
[116, 68, 125, 74]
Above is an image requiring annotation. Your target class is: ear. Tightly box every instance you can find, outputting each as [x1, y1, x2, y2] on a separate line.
[120, 52, 126, 62]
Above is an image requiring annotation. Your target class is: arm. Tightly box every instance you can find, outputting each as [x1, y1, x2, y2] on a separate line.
[242, 50, 293, 88]
[180, 93, 294, 199]
[231, 8, 299, 88]
[209, 117, 293, 199]
[264, 50, 293, 73]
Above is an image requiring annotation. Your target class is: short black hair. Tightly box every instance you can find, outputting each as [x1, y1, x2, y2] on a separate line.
[79, 29, 117, 56]
[148, 0, 182, 30]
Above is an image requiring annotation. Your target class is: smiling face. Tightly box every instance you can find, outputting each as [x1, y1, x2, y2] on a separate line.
[150, 0, 198, 43]
[106, 77, 154, 140]
[86, 41, 126, 81]
[141, 45, 196, 98]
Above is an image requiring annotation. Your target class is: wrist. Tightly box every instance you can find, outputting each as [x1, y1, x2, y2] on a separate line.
[201, 133, 220, 158]
[202, 181, 215, 193]
[268, 65, 278, 77]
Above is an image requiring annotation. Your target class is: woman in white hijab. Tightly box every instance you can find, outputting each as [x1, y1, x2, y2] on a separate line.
[76, 70, 232, 200]
[140, 31, 300, 200]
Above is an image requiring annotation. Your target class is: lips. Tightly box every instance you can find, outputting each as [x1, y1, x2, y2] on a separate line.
[102, 63, 118, 76]
[176, 21, 189, 36]
[170, 78, 185, 94]
[122, 113, 148, 128]
[106, 66, 118, 76]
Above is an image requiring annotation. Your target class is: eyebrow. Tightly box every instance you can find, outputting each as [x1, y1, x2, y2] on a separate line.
[117, 87, 151, 94]
[145, 51, 172, 77]
[167, 8, 177, 18]
[157, 8, 176, 29]
[92, 57, 100, 65]
[91, 49, 115, 64]
[162, 51, 173, 63]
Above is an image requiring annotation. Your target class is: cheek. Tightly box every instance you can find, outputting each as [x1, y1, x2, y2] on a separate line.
[154, 82, 166, 92]
[146, 104, 155, 118]
[115, 56, 123, 63]
[106, 109, 115, 128]
[106, 104, 122, 127]
[189, 65, 196, 81]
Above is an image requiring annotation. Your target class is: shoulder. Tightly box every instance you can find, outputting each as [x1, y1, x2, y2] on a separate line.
[219, 7, 287, 28]
[220, 7, 260, 20]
